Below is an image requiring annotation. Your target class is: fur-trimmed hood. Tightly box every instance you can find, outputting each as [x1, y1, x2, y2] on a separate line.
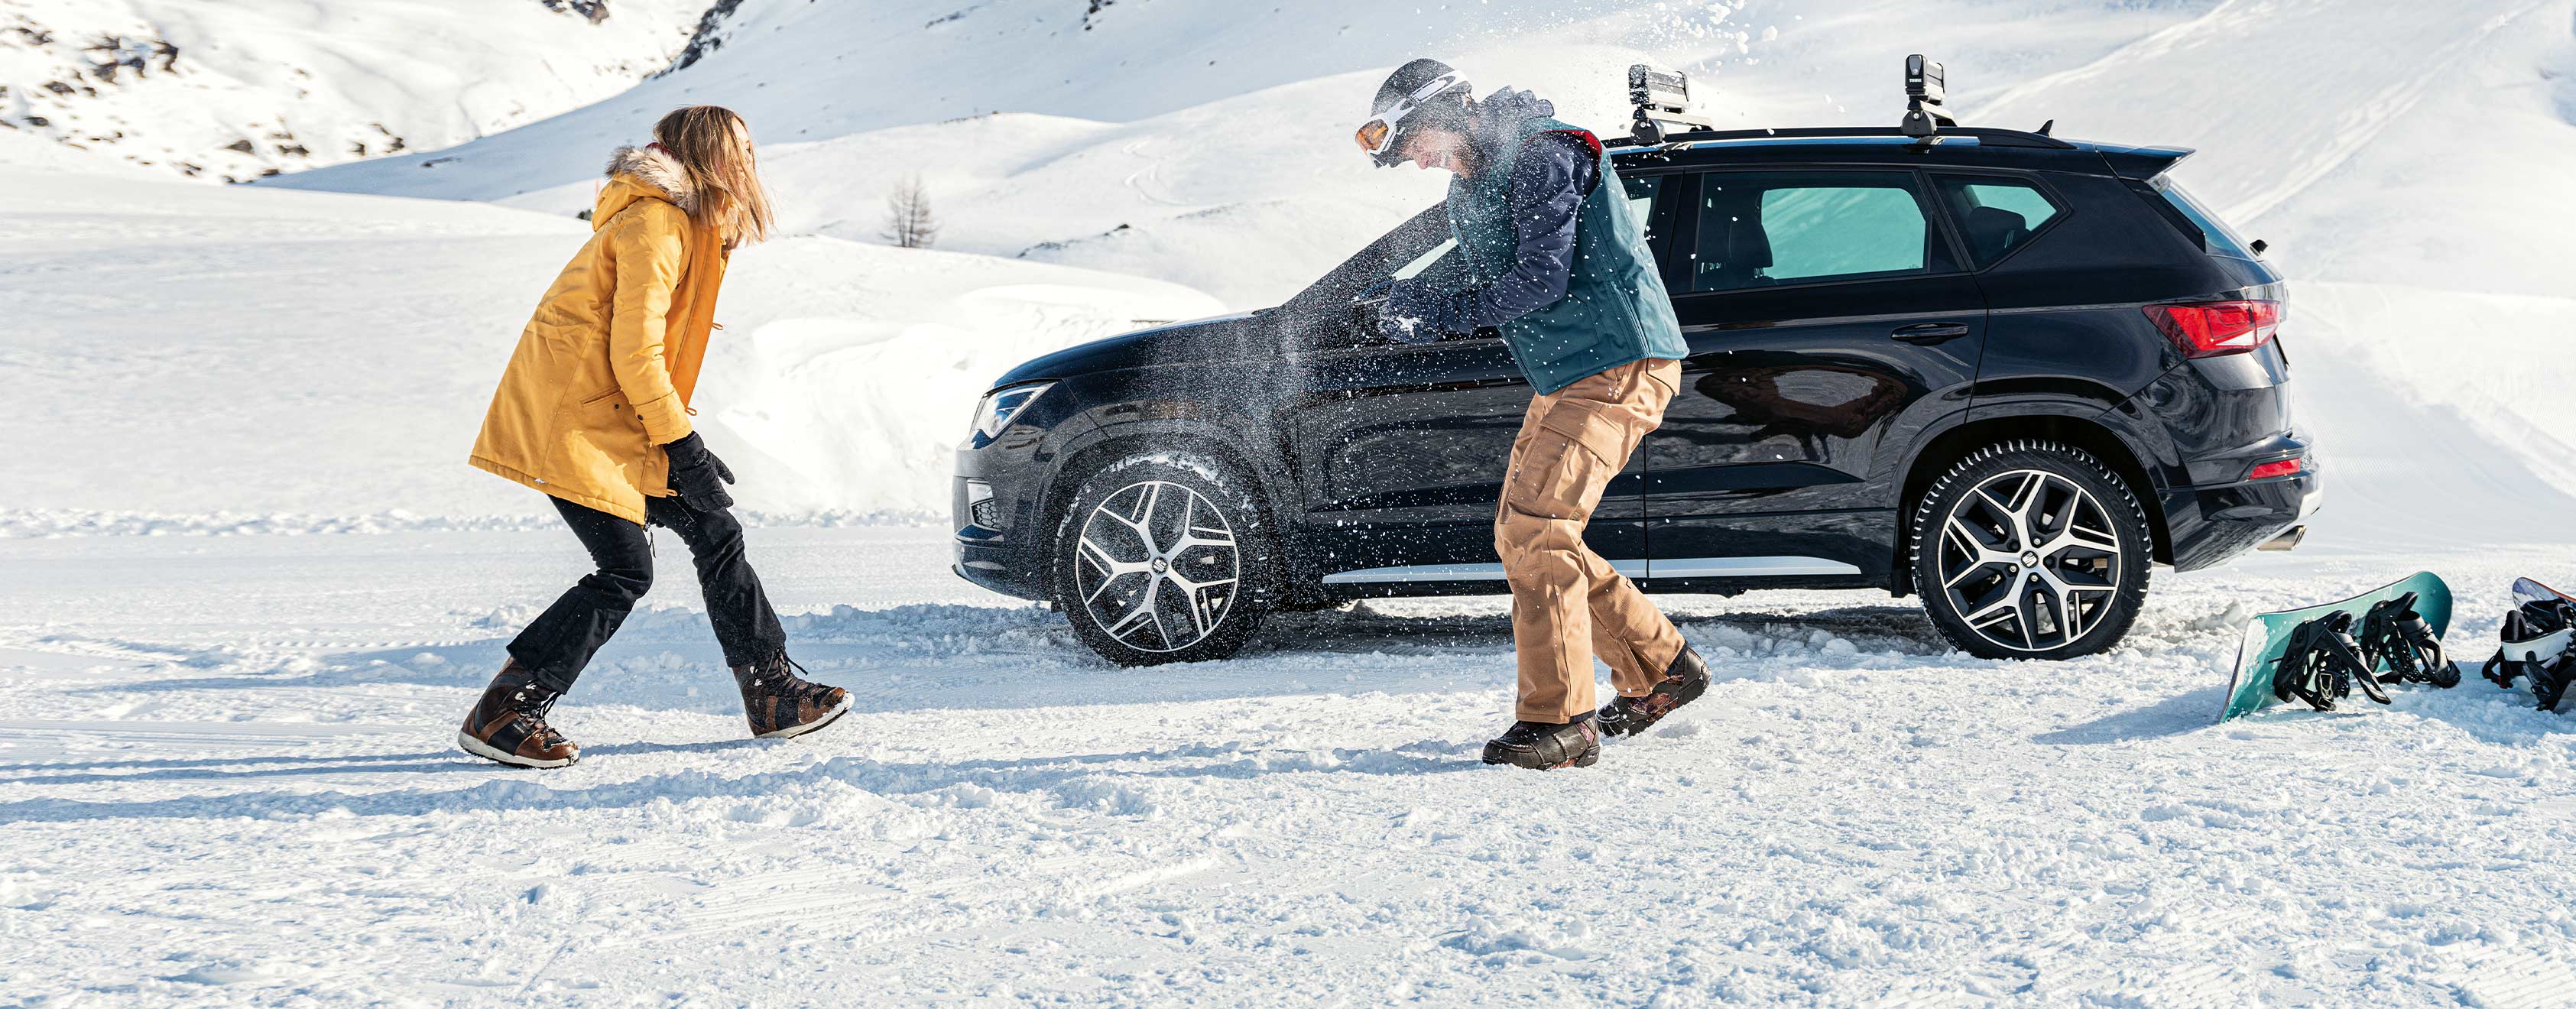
[599, 144, 699, 220]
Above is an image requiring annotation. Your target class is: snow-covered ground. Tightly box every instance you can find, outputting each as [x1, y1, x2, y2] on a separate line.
[5, 532, 2574, 1004]
[6, 0, 2576, 1004]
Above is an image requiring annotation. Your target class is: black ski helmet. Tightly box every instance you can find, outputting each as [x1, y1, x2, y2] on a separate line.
[1358, 57, 1472, 167]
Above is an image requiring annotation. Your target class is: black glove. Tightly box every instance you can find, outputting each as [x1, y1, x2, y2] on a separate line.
[663, 431, 736, 512]
[1381, 279, 1471, 344]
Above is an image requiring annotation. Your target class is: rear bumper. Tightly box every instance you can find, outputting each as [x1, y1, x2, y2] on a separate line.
[2161, 462, 2321, 572]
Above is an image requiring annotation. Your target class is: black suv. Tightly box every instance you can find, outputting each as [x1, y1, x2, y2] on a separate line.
[952, 111, 2315, 667]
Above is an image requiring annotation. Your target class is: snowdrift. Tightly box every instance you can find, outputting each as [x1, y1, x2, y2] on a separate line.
[0, 168, 1217, 530]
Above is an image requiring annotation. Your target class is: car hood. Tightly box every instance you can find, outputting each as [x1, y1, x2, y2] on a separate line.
[992, 311, 1270, 387]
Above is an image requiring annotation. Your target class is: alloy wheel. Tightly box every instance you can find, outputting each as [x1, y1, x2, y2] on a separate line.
[1073, 479, 1241, 654]
[1934, 468, 2126, 654]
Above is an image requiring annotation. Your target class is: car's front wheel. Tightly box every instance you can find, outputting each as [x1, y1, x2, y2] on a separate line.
[1907, 440, 2153, 660]
[1051, 451, 1276, 667]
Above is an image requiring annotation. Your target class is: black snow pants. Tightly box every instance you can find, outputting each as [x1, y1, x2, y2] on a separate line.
[508, 494, 787, 694]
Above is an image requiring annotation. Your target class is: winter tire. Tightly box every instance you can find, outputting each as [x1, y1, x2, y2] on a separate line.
[1907, 440, 2153, 660]
[1052, 452, 1277, 667]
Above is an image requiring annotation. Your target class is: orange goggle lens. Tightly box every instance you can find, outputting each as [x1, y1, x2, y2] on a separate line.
[1355, 119, 1393, 155]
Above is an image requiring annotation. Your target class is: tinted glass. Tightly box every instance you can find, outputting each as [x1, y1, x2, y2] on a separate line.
[1935, 176, 2063, 268]
[1621, 174, 1663, 242]
[2153, 177, 2259, 259]
[1691, 172, 1932, 292]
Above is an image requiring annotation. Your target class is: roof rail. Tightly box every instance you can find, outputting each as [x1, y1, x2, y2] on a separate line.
[1604, 125, 2078, 151]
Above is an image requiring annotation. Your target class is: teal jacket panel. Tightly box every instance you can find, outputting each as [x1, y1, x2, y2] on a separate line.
[1445, 114, 1688, 394]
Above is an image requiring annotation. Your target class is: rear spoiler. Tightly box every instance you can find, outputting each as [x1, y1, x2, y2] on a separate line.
[2095, 143, 2193, 180]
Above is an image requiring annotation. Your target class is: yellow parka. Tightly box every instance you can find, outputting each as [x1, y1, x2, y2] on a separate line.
[469, 145, 730, 524]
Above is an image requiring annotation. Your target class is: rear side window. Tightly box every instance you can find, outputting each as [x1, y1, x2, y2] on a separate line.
[1933, 176, 2064, 268]
[1690, 171, 1937, 292]
[2150, 176, 2259, 259]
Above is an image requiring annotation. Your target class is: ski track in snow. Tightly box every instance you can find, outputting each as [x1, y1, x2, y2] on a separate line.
[2, 528, 2573, 1006]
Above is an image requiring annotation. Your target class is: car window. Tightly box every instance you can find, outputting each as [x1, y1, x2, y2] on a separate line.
[2149, 176, 2259, 260]
[1622, 174, 1662, 242]
[1691, 171, 1934, 292]
[1934, 176, 2064, 268]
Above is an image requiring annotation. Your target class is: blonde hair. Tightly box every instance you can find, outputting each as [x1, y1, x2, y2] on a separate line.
[652, 105, 777, 246]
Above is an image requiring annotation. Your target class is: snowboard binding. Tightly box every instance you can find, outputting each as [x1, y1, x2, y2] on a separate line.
[2270, 611, 2392, 712]
[2479, 592, 2575, 712]
[2357, 592, 2459, 689]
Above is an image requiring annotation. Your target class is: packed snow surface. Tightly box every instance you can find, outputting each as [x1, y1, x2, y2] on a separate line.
[3, 533, 2573, 1004]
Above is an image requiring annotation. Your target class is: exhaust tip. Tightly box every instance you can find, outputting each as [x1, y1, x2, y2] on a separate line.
[2256, 525, 2306, 552]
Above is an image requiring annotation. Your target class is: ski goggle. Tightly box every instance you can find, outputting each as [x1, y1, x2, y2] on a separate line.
[1354, 72, 1465, 160]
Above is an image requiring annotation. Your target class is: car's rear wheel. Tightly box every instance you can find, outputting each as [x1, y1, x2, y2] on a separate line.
[1908, 440, 2153, 660]
[1051, 452, 1276, 667]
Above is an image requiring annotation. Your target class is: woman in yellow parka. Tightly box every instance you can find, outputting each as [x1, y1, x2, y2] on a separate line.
[459, 105, 849, 769]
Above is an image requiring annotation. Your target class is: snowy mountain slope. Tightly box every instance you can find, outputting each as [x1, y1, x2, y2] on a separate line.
[0, 167, 1218, 529]
[274, 0, 2226, 307]
[15, 0, 2576, 543]
[0, 0, 709, 181]
[1964, 0, 2576, 546]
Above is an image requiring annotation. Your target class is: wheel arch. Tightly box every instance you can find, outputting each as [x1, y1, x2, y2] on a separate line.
[1892, 412, 2171, 595]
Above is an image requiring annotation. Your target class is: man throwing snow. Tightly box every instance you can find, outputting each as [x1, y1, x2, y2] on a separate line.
[1358, 59, 1710, 770]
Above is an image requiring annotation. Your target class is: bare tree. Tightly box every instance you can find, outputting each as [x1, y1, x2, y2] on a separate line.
[881, 174, 939, 249]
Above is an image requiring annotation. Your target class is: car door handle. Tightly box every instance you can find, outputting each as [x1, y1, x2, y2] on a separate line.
[1890, 322, 1972, 344]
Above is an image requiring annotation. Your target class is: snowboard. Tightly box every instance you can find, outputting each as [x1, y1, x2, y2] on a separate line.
[2218, 571, 2454, 722]
[2512, 576, 2574, 613]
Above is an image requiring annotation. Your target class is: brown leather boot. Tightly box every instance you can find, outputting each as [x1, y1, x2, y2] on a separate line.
[457, 660, 580, 768]
[732, 654, 851, 740]
[1595, 644, 1711, 738]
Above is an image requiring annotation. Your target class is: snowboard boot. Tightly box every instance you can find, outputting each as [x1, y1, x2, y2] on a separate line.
[457, 660, 579, 768]
[1597, 644, 1711, 738]
[732, 653, 852, 740]
[1481, 719, 1600, 771]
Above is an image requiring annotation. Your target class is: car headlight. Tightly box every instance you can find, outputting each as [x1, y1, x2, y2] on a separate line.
[965, 381, 1055, 449]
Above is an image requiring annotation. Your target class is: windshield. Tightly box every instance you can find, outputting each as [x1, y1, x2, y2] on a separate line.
[1283, 203, 1455, 313]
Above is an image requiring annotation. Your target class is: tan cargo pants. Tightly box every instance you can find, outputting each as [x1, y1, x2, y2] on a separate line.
[1496, 358, 1687, 722]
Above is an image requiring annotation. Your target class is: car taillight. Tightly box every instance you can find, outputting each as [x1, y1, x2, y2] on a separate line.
[2146, 300, 2281, 358]
[2247, 457, 2303, 480]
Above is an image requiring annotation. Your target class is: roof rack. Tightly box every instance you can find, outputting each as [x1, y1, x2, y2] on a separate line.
[1900, 54, 1954, 139]
[1606, 125, 2076, 151]
[1609, 54, 2075, 151]
[1626, 63, 1716, 144]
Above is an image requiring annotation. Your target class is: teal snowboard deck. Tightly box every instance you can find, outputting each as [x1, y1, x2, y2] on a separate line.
[2218, 571, 2454, 723]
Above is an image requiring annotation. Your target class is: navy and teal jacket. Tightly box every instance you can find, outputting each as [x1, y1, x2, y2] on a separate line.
[1386, 89, 1688, 394]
